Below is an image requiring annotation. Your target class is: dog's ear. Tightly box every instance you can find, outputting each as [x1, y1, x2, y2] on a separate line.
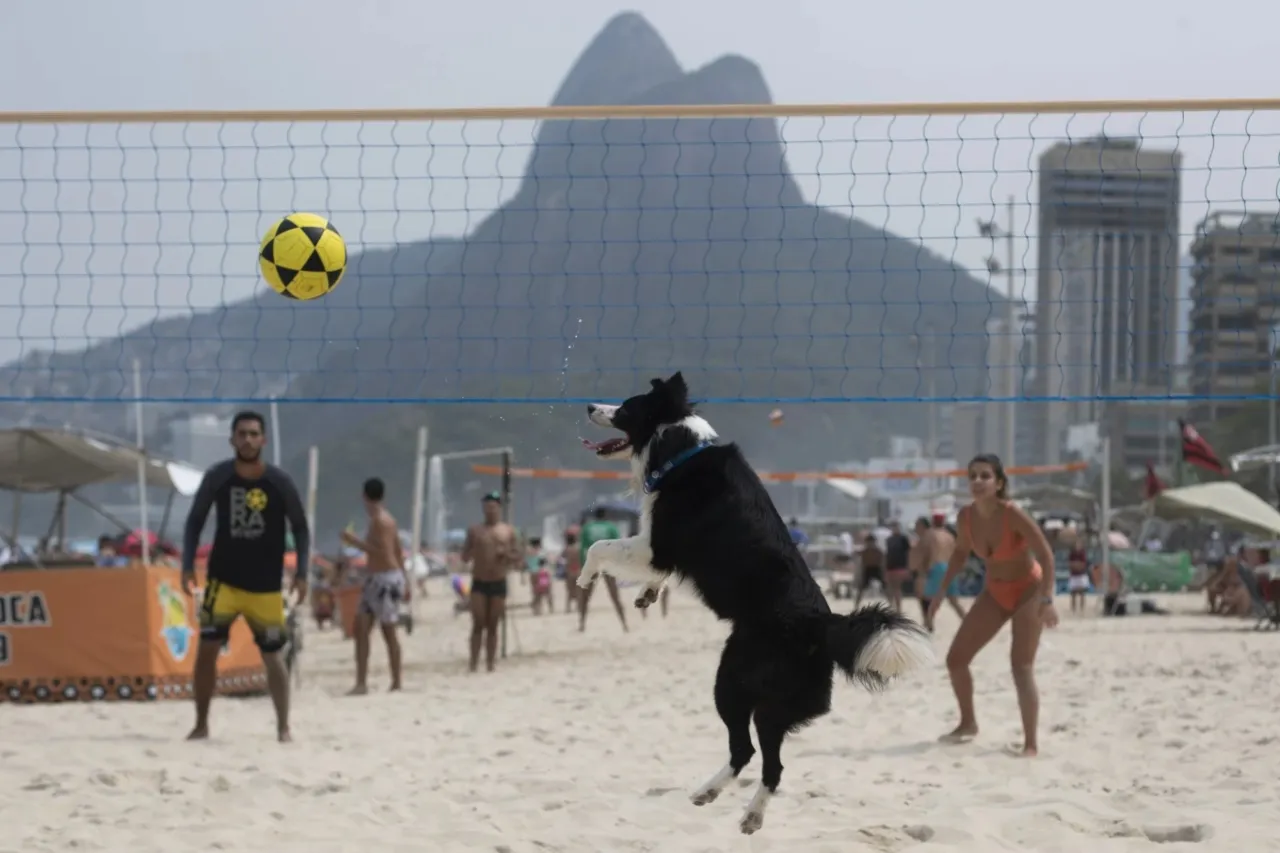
[664, 371, 688, 402]
[650, 378, 665, 391]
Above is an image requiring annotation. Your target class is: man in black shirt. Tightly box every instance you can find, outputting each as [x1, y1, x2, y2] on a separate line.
[181, 411, 310, 743]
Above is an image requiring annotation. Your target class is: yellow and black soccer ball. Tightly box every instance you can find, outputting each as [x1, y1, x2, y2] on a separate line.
[258, 212, 347, 300]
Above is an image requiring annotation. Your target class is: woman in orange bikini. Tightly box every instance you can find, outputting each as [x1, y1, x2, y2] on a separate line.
[926, 453, 1059, 756]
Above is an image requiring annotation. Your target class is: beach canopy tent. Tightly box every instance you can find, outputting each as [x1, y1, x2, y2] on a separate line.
[0, 427, 206, 558]
[0, 427, 203, 495]
[0, 431, 264, 704]
[1151, 481, 1280, 538]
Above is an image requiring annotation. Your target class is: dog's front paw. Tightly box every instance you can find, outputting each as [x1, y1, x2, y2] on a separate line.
[576, 564, 599, 589]
[634, 586, 660, 609]
[690, 763, 734, 806]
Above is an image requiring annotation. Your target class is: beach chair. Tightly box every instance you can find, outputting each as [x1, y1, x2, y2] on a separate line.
[828, 568, 856, 600]
[1252, 564, 1280, 631]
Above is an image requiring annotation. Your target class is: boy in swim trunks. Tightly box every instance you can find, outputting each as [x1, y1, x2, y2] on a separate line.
[340, 477, 407, 694]
[462, 493, 520, 672]
[917, 515, 967, 632]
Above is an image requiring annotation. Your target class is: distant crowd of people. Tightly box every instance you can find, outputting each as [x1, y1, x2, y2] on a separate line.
[790, 510, 1184, 621]
[456, 498, 657, 673]
[0, 531, 182, 569]
[48, 408, 1270, 751]
[792, 514, 968, 632]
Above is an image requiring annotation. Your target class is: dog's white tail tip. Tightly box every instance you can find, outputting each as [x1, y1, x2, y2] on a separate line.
[855, 625, 935, 679]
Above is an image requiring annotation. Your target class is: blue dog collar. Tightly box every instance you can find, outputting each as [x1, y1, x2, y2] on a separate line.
[643, 441, 715, 494]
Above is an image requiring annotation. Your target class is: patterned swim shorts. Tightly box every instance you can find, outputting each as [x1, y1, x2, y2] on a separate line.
[359, 570, 406, 625]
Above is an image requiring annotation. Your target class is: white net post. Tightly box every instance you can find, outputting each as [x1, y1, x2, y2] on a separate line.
[1099, 436, 1112, 614]
[409, 426, 429, 603]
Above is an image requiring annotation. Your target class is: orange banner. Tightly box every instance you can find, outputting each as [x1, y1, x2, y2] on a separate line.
[470, 460, 1089, 482]
[0, 564, 265, 704]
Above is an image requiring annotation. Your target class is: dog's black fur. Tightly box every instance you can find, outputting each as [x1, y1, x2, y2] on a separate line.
[584, 372, 932, 833]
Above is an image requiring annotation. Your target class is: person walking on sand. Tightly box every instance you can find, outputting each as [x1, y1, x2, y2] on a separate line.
[918, 514, 967, 631]
[928, 453, 1059, 757]
[340, 477, 407, 695]
[562, 526, 583, 613]
[853, 533, 884, 608]
[1066, 541, 1090, 614]
[578, 506, 629, 633]
[883, 520, 912, 613]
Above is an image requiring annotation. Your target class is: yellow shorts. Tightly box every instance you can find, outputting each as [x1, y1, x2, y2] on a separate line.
[199, 579, 288, 652]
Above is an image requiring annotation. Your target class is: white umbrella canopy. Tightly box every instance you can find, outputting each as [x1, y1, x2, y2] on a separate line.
[0, 427, 203, 495]
[1151, 481, 1280, 539]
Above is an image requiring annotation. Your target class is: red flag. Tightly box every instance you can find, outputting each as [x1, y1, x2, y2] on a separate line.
[1178, 419, 1226, 474]
[1143, 462, 1166, 499]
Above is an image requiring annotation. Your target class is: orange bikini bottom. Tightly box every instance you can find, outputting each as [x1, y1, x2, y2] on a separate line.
[986, 561, 1042, 611]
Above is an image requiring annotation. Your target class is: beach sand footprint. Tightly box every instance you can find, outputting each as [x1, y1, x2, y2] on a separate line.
[1141, 824, 1213, 844]
[855, 824, 938, 852]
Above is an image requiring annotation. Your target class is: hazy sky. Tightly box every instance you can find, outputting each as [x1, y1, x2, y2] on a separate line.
[6, 0, 1277, 112]
[2, 0, 1278, 366]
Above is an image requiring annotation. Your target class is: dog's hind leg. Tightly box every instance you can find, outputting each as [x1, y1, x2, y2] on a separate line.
[738, 693, 830, 835]
[691, 640, 756, 806]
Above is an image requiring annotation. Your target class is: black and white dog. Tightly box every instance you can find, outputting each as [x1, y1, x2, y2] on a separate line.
[578, 372, 933, 835]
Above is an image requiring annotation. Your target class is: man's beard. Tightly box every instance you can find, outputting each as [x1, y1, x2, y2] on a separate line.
[235, 446, 261, 463]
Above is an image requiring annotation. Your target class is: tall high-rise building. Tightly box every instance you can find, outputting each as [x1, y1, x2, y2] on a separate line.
[1188, 210, 1280, 430]
[982, 308, 1036, 463]
[949, 402, 983, 467]
[1033, 136, 1182, 462]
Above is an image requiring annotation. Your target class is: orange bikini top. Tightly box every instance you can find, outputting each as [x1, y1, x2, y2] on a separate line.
[963, 503, 1027, 562]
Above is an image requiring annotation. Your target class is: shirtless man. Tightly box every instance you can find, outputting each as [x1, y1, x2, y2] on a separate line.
[461, 492, 520, 673]
[340, 477, 407, 694]
[852, 533, 883, 608]
[918, 514, 967, 632]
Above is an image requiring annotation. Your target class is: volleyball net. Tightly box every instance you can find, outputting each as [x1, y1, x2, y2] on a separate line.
[0, 101, 1277, 497]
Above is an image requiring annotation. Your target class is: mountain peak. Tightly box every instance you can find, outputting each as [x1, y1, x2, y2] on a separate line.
[686, 55, 773, 105]
[632, 53, 773, 107]
[598, 11, 662, 41]
[549, 13, 683, 107]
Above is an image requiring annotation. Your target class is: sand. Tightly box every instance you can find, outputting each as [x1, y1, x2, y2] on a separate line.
[2, 583, 1276, 853]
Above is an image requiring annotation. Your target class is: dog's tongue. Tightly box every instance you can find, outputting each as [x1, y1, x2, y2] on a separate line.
[581, 437, 609, 451]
